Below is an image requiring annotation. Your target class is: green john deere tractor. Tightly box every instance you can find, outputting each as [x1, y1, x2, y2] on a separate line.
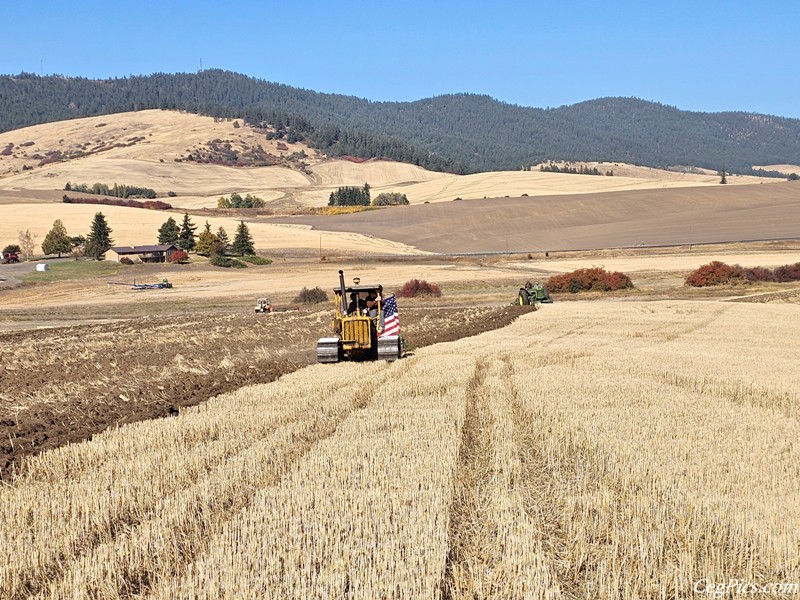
[518, 282, 552, 306]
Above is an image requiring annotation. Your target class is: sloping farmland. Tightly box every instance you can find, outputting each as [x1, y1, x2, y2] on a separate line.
[270, 181, 800, 253]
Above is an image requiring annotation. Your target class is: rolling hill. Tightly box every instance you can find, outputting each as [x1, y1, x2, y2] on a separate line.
[272, 182, 800, 253]
[2, 70, 800, 174]
[1, 109, 798, 256]
[4, 109, 773, 211]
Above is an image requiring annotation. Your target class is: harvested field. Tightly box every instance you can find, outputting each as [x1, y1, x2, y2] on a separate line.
[1, 299, 798, 598]
[271, 181, 800, 253]
[3, 107, 800, 597]
[0, 305, 529, 478]
[0, 202, 423, 256]
[2, 109, 796, 258]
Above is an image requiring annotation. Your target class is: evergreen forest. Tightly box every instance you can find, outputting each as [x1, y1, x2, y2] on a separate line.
[2, 70, 799, 175]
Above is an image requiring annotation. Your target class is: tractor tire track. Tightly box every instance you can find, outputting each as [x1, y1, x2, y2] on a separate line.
[440, 358, 493, 599]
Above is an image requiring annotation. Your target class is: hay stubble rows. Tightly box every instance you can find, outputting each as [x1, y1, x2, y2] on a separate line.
[2, 108, 800, 598]
[1, 299, 799, 598]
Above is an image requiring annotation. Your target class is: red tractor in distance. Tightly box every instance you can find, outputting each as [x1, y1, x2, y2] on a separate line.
[0, 251, 20, 264]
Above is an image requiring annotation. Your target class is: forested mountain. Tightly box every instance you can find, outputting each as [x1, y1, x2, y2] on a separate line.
[1, 70, 799, 175]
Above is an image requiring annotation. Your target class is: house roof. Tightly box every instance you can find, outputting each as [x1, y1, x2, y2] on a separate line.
[110, 244, 178, 254]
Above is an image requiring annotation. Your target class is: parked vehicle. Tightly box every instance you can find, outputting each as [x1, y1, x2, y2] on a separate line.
[0, 252, 20, 264]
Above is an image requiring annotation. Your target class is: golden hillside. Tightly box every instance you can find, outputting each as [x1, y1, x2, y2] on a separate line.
[1, 110, 794, 255]
[0, 109, 784, 210]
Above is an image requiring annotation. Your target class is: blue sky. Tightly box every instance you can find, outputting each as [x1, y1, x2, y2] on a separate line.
[2, 1, 798, 118]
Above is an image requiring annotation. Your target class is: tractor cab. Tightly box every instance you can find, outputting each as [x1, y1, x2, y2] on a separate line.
[255, 298, 273, 313]
[334, 280, 383, 319]
[317, 271, 401, 363]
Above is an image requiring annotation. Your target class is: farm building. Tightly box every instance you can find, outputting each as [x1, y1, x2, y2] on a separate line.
[107, 244, 179, 263]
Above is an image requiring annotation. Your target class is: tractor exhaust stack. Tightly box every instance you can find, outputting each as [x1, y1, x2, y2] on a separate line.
[338, 270, 348, 315]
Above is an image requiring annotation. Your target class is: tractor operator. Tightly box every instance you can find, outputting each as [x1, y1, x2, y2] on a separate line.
[365, 286, 382, 318]
[347, 293, 366, 315]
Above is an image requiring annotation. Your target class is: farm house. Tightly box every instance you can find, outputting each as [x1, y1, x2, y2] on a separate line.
[107, 244, 179, 263]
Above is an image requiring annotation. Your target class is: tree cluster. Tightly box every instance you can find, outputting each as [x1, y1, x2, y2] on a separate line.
[157, 213, 197, 251]
[538, 163, 606, 176]
[328, 184, 371, 207]
[372, 192, 409, 206]
[64, 182, 157, 199]
[217, 193, 265, 208]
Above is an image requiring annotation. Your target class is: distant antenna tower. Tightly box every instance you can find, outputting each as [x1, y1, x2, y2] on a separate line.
[40, 59, 43, 76]
[199, 58, 203, 73]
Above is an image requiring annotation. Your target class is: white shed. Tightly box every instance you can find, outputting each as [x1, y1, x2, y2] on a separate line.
[36, 263, 49, 272]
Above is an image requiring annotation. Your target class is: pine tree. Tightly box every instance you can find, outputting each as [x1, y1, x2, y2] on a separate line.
[41, 219, 72, 257]
[216, 226, 231, 254]
[231, 220, 255, 256]
[84, 212, 113, 260]
[157, 216, 180, 245]
[177, 212, 197, 251]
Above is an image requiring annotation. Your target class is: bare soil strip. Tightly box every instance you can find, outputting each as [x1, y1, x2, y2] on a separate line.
[0, 306, 530, 479]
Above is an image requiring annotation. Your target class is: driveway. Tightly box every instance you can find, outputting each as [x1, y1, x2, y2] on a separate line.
[0, 261, 38, 289]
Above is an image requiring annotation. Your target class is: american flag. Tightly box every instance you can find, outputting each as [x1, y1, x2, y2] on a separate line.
[380, 295, 400, 337]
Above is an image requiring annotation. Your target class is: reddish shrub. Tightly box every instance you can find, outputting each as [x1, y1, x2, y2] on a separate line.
[743, 266, 776, 282]
[141, 200, 173, 210]
[687, 261, 800, 286]
[167, 250, 189, 263]
[685, 261, 750, 287]
[396, 279, 442, 298]
[293, 286, 328, 304]
[774, 262, 800, 283]
[61, 196, 173, 210]
[546, 267, 633, 293]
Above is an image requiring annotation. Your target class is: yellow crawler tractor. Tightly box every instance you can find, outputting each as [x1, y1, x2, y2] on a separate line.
[316, 270, 401, 363]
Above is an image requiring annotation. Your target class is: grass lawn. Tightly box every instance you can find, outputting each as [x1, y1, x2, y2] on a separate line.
[21, 259, 127, 283]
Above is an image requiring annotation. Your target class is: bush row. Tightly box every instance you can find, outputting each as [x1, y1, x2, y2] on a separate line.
[546, 267, 633, 293]
[397, 279, 442, 298]
[62, 195, 173, 211]
[685, 261, 800, 287]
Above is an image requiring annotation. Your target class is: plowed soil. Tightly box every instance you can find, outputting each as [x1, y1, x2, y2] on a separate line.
[270, 182, 800, 253]
[0, 305, 531, 478]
